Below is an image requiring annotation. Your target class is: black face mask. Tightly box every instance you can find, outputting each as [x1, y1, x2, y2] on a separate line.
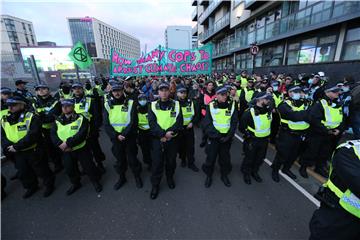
[62, 86, 70, 94]
[85, 83, 91, 90]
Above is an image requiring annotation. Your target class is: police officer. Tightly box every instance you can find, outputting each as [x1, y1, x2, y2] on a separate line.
[72, 82, 106, 173]
[176, 84, 200, 172]
[309, 140, 360, 239]
[13, 80, 35, 106]
[237, 70, 248, 88]
[269, 80, 283, 144]
[299, 82, 344, 178]
[240, 92, 273, 185]
[103, 84, 143, 190]
[1, 87, 12, 119]
[33, 84, 63, 173]
[137, 94, 152, 170]
[239, 78, 256, 118]
[148, 81, 183, 199]
[55, 81, 73, 100]
[202, 86, 238, 188]
[1, 96, 55, 198]
[271, 85, 310, 182]
[51, 98, 102, 195]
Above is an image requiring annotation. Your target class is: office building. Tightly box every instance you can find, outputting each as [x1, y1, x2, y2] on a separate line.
[165, 26, 192, 49]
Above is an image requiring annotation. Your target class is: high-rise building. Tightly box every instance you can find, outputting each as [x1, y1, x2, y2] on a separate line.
[1, 14, 38, 83]
[192, 0, 360, 79]
[67, 16, 141, 60]
[165, 26, 192, 49]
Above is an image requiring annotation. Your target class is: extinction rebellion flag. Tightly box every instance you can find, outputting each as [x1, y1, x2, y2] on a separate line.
[68, 42, 93, 69]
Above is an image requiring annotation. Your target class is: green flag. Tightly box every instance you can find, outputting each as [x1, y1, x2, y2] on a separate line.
[68, 42, 93, 69]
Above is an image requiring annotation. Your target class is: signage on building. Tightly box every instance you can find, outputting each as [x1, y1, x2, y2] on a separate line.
[110, 44, 213, 76]
[250, 45, 259, 55]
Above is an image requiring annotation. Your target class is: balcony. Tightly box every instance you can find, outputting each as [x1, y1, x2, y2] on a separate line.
[192, 8, 198, 21]
[192, 24, 198, 36]
[212, 1, 360, 57]
[244, 0, 266, 10]
[199, 0, 209, 6]
[198, 0, 229, 24]
[200, 12, 230, 43]
[192, 0, 197, 6]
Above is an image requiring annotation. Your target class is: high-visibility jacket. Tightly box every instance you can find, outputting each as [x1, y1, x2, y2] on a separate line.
[0, 108, 8, 120]
[209, 101, 235, 134]
[75, 97, 92, 120]
[58, 89, 72, 99]
[33, 100, 58, 129]
[84, 88, 94, 97]
[138, 111, 150, 130]
[324, 140, 360, 218]
[272, 92, 283, 108]
[181, 100, 195, 126]
[55, 115, 86, 151]
[320, 99, 343, 129]
[95, 84, 105, 97]
[104, 99, 134, 133]
[247, 108, 272, 137]
[280, 100, 310, 131]
[1, 112, 37, 151]
[151, 100, 180, 131]
[244, 88, 255, 103]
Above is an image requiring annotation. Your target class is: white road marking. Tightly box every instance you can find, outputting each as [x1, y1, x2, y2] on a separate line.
[234, 134, 320, 207]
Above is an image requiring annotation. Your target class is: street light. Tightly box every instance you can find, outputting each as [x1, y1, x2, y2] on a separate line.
[175, 28, 191, 49]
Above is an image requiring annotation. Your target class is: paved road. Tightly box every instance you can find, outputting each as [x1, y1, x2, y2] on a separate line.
[2, 128, 318, 239]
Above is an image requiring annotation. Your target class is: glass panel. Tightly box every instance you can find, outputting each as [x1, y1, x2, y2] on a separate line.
[319, 35, 337, 45]
[299, 0, 307, 10]
[256, 27, 265, 42]
[302, 37, 317, 48]
[248, 31, 255, 44]
[287, 50, 299, 65]
[342, 41, 360, 60]
[346, 27, 360, 42]
[289, 42, 300, 50]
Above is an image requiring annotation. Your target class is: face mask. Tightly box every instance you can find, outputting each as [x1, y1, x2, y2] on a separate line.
[62, 86, 70, 94]
[308, 79, 313, 85]
[342, 86, 350, 92]
[291, 93, 301, 100]
[85, 83, 91, 90]
[272, 86, 278, 91]
[139, 100, 147, 106]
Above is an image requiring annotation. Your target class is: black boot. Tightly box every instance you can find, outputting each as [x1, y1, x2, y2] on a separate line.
[150, 186, 159, 200]
[66, 183, 81, 196]
[221, 175, 231, 187]
[272, 169, 280, 183]
[92, 181, 102, 193]
[135, 177, 143, 188]
[299, 166, 308, 178]
[23, 186, 38, 199]
[251, 172, 263, 183]
[204, 176, 212, 188]
[243, 174, 251, 185]
[282, 169, 297, 180]
[167, 177, 175, 189]
[188, 163, 199, 172]
[114, 176, 127, 190]
[43, 185, 55, 197]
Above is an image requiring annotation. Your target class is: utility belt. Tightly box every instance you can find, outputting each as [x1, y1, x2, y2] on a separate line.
[280, 126, 307, 137]
[314, 186, 341, 209]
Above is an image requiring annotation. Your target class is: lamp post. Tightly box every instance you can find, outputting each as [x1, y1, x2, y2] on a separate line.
[175, 28, 191, 49]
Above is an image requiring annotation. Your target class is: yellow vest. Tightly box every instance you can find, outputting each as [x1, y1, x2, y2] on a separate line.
[151, 100, 180, 131]
[1, 112, 37, 151]
[0, 108, 9, 120]
[244, 88, 255, 103]
[104, 100, 134, 133]
[247, 108, 272, 137]
[181, 100, 195, 126]
[272, 93, 283, 108]
[320, 99, 343, 129]
[280, 100, 310, 131]
[74, 97, 92, 120]
[209, 101, 235, 134]
[55, 115, 86, 151]
[138, 112, 149, 130]
[33, 100, 58, 129]
[324, 140, 360, 219]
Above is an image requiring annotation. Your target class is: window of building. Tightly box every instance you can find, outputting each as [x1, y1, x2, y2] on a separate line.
[342, 27, 360, 61]
[262, 44, 284, 66]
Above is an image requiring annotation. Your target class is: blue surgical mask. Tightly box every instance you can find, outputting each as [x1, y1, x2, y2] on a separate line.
[342, 86, 350, 92]
[272, 86, 278, 91]
[139, 100, 147, 106]
[308, 78, 313, 85]
[292, 93, 301, 100]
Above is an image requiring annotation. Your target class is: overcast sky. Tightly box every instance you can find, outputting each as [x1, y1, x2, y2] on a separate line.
[2, 0, 194, 52]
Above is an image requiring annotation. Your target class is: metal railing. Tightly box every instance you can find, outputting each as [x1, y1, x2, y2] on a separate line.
[200, 12, 230, 42]
[192, 8, 198, 20]
[211, 0, 360, 57]
[192, 24, 198, 35]
[198, 0, 223, 24]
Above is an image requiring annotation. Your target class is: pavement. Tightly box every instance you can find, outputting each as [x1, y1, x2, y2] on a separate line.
[1, 128, 320, 239]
